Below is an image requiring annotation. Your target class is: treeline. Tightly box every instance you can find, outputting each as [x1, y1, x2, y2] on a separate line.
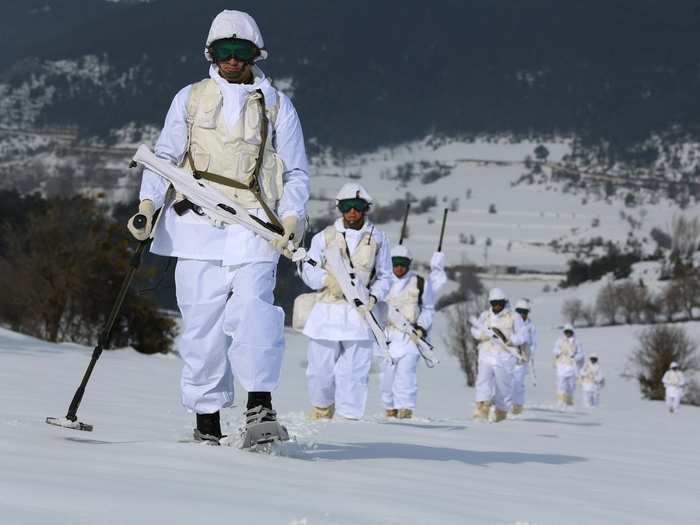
[0, 191, 176, 354]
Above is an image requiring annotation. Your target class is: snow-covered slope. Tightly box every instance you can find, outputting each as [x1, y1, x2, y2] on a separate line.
[310, 138, 700, 272]
[1, 279, 698, 525]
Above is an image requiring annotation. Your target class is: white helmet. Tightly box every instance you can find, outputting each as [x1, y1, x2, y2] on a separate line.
[670, 361, 679, 368]
[205, 10, 267, 62]
[391, 245, 413, 259]
[563, 323, 574, 333]
[335, 183, 373, 205]
[515, 299, 531, 311]
[590, 353, 599, 360]
[488, 288, 507, 302]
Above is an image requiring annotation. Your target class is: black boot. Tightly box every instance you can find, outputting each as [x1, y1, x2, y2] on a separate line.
[247, 391, 273, 412]
[194, 411, 222, 444]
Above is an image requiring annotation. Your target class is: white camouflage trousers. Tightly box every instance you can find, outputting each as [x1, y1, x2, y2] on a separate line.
[582, 385, 600, 407]
[556, 366, 577, 400]
[175, 259, 284, 414]
[476, 350, 516, 411]
[511, 363, 529, 407]
[306, 338, 373, 419]
[380, 352, 420, 410]
[665, 386, 683, 412]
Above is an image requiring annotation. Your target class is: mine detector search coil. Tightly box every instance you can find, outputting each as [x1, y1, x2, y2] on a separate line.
[46, 211, 158, 432]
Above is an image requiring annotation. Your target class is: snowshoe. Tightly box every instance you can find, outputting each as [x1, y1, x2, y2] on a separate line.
[193, 411, 223, 445]
[240, 405, 289, 450]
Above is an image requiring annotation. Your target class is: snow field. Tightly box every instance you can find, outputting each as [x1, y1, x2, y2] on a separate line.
[1, 274, 699, 525]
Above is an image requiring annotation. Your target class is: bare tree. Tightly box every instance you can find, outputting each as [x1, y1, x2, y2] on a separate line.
[596, 281, 620, 325]
[443, 301, 480, 387]
[580, 305, 597, 326]
[562, 298, 584, 325]
[627, 325, 700, 402]
[671, 214, 700, 263]
[616, 281, 650, 324]
[667, 267, 700, 320]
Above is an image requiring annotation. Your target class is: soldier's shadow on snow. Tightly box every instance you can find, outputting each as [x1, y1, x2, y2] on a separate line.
[519, 418, 601, 427]
[379, 421, 470, 431]
[300, 442, 586, 466]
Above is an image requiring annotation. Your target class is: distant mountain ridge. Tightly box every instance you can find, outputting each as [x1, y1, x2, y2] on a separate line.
[2, 0, 700, 154]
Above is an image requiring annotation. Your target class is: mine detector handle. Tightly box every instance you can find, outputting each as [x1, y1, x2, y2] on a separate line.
[132, 214, 147, 230]
[437, 208, 448, 252]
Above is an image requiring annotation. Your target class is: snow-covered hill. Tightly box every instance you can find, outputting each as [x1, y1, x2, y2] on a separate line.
[309, 138, 700, 272]
[1, 279, 698, 525]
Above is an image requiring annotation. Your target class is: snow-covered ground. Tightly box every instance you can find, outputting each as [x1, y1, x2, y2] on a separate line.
[310, 138, 700, 272]
[1, 279, 698, 525]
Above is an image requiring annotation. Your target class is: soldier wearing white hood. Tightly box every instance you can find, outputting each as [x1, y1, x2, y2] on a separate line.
[553, 324, 585, 407]
[471, 288, 527, 422]
[126, 10, 309, 443]
[299, 183, 392, 420]
[379, 244, 440, 419]
[662, 362, 686, 413]
[579, 354, 605, 407]
[511, 299, 537, 415]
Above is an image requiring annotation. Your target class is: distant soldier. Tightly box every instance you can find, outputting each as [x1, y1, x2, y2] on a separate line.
[379, 244, 439, 419]
[470, 288, 527, 422]
[511, 298, 537, 415]
[662, 362, 686, 413]
[579, 354, 605, 407]
[552, 324, 584, 407]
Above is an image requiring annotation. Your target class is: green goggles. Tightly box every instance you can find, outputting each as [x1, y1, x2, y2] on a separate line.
[210, 38, 259, 63]
[337, 198, 369, 213]
[392, 256, 411, 268]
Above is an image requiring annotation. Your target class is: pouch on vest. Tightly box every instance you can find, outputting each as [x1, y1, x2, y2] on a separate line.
[292, 292, 320, 332]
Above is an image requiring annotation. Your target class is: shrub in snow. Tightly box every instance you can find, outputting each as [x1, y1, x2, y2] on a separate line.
[562, 298, 584, 325]
[596, 282, 621, 325]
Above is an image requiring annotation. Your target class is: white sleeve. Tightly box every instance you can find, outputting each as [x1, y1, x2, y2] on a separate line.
[510, 314, 527, 346]
[470, 311, 489, 340]
[369, 231, 392, 301]
[662, 371, 670, 386]
[300, 232, 328, 291]
[429, 251, 447, 292]
[575, 342, 585, 368]
[274, 93, 310, 220]
[417, 278, 436, 331]
[529, 324, 538, 356]
[138, 85, 192, 208]
[553, 339, 561, 357]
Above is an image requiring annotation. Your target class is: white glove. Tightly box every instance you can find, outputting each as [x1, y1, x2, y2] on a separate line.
[357, 294, 377, 317]
[430, 251, 446, 272]
[270, 215, 300, 256]
[127, 200, 155, 241]
[323, 273, 344, 299]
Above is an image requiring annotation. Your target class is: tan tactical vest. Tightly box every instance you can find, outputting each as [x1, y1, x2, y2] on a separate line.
[185, 79, 284, 209]
[556, 338, 577, 367]
[318, 225, 379, 304]
[579, 363, 600, 385]
[665, 370, 683, 386]
[387, 275, 421, 325]
[483, 310, 517, 353]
